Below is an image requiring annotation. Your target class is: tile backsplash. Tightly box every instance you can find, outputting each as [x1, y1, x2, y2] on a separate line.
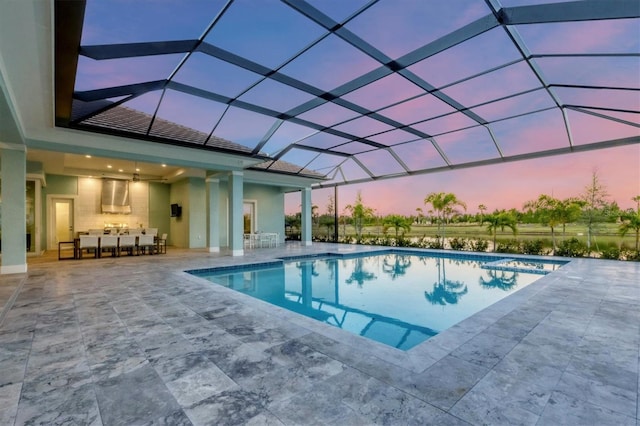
[75, 178, 149, 232]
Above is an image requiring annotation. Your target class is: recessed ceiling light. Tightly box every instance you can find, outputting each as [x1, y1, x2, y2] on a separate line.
[161, 164, 167, 167]
[135, 168, 140, 172]
[107, 165, 112, 169]
[85, 155, 92, 158]
[118, 169, 123, 172]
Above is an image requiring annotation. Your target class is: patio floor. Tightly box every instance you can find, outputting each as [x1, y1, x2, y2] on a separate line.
[1, 243, 638, 425]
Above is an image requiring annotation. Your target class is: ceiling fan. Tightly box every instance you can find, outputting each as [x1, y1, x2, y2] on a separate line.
[127, 161, 167, 183]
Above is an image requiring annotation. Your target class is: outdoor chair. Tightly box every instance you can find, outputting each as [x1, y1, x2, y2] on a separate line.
[118, 235, 136, 256]
[137, 234, 156, 255]
[78, 235, 99, 259]
[243, 233, 254, 249]
[157, 233, 168, 254]
[100, 235, 118, 257]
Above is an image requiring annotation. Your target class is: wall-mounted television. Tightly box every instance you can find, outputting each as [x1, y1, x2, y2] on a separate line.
[170, 203, 182, 218]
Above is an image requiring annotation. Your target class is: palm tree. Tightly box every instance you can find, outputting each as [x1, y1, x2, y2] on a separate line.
[345, 258, 376, 287]
[424, 192, 467, 248]
[382, 254, 412, 280]
[478, 204, 487, 224]
[382, 214, 412, 239]
[483, 211, 518, 252]
[424, 259, 468, 305]
[479, 270, 518, 291]
[525, 195, 584, 253]
[619, 195, 640, 252]
[415, 207, 425, 225]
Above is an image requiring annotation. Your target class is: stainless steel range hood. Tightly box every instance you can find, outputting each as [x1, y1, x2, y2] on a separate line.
[101, 179, 131, 214]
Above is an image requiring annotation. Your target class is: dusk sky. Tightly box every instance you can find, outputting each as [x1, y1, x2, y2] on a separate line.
[77, 0, 639, 216]
[285, 143, 640, 216]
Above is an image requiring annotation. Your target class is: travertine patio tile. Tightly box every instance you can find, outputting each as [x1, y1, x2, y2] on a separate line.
[1, 243, 638, 424]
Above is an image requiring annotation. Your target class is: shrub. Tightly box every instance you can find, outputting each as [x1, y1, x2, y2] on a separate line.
[555, 238, 588, 257]
[599, 246, 620, 260]
[425, 238, 444, 249]
[395, 237, 412, 247]
[449, 237, 468, 251]
[522, 239, 547, 255]
[470, 239, 489, 252]
[621, 249, 640, 262]
[414, 237, 431, 249]
[495, 239, 520, 254]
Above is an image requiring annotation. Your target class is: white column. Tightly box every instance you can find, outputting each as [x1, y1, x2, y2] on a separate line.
[301, 187, 312, 246]
[228, 171, 244, 256]
[1, 145, 27, 274]
[207, 177, 220, 253]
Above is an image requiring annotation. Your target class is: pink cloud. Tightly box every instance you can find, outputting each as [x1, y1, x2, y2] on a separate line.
[331, 115, 394, 137]
[408, 27, 521, 89]
[553, 87, 640, 113]
[492, 109, 570, 156]
[296, 102, 359, 128]
[413, 112, 478, 136]
[379, 94, 456, 125]
[519, 19, 639, 55]
[471, 89, 555, 122]
[279, 34, 380, 92]
[426, 126, 498, 165]
[340, 73, 424, 112]
[75, 55, 182, 92]
[345, 0, 487, 59]
[390, 139, 447, 170]
[153, 90, 228, 134]
[287, 144, 640, 216]
[440, 61, 541, 108]
[567, 109, 640, 146]
[536, 56, 640, 89]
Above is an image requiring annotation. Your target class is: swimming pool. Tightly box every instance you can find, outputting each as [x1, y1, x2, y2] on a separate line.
[188, 251, 566, 350]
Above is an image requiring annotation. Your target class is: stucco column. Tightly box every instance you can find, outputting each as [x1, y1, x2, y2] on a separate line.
[228, 171, 244, 256]
[207, 177, 220, 253]
[1, 145, 27, 274]
[301, 187, 312, 246]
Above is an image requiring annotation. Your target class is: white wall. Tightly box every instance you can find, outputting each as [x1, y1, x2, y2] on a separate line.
[75, 178, 149, 232]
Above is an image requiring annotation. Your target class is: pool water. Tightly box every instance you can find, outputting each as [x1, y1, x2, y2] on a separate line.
[189, 251, 565, 350]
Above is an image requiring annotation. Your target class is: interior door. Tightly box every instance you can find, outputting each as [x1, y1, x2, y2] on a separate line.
[54, 198, 74, 244]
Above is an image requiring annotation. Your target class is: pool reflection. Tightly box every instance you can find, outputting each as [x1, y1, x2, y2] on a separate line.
[192, 252, 560, 350]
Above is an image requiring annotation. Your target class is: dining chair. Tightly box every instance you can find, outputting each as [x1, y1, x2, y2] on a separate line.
[78, 235, 99, 259]
[118, 235, 137, 256]
[157, 233, 168, 254]
[100, 235, 119, 257]
[138, 234, 156, 255]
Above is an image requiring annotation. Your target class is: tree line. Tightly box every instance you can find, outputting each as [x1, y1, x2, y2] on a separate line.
[285, 172, 640, 261]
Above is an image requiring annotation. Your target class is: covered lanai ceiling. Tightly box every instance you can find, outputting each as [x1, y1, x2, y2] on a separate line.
[56, 0, 640, 187]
